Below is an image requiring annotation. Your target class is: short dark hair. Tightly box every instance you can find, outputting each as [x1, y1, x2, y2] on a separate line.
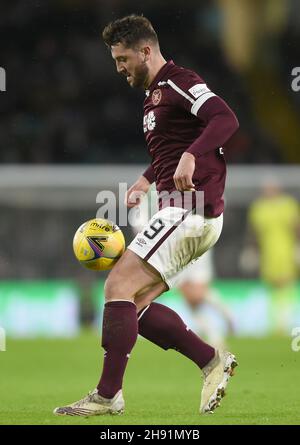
[102, 14, 158, 49]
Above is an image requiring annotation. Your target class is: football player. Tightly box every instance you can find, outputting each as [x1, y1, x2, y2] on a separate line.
[54, 14, 239, 417]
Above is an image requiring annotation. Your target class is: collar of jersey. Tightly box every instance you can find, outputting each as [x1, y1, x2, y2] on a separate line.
[145, 60, 175, 95]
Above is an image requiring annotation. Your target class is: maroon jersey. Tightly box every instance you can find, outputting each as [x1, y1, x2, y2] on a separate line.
[142, 60, 239, 217]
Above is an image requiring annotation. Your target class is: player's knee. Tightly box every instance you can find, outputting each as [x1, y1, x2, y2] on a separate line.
[104, 276, 120, 302]
[104, 274, 132, 302]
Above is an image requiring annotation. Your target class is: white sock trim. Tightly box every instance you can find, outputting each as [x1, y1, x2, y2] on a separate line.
[138, 304, 151, 321]
[105, 299, 136, 306]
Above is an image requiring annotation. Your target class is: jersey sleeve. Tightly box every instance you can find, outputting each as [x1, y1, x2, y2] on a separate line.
[168, 70, 239, 157]
[142, 164, 156, 184]
[167, 70, 216, 117]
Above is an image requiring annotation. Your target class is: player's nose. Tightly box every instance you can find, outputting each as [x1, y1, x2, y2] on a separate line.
[116, 63, 126, 75]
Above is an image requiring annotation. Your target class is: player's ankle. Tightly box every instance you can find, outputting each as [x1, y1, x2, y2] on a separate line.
[202, 349, 219, 374]
[97, 388, 120, 400]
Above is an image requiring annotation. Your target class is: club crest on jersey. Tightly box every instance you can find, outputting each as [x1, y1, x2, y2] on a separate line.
[143, 111, 156, 132]
[152, 89, 162, 106]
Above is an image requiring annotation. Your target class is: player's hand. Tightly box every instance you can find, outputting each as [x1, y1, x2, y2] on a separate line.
[125, 175, 151, 208]
[173, 152, 196, 191]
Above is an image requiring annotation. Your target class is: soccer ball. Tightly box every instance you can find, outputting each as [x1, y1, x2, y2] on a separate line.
[73, 218, 125, 271]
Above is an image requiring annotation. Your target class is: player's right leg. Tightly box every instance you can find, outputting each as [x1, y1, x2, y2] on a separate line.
[54, 246, 220, 417]
[54, 249, 166, 417]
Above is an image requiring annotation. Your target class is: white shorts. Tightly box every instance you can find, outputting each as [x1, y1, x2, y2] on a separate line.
[128, 206, 223, 288]
[176, 249, 214, 285]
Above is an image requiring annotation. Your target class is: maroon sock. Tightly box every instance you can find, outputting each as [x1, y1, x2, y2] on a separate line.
[138, 302, 215, 369]
[97, 301, 138, 399]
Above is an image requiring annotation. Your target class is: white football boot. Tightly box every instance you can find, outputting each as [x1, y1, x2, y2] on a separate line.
[53, 389, 124, 416]
[200, 350, 238, 414]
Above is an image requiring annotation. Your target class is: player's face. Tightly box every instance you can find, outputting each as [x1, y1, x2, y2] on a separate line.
[111, 43, 149, 89]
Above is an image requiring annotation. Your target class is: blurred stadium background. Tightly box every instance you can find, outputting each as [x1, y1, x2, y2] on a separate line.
[1, 0, 299, 337]
[0, 0, 300, 425]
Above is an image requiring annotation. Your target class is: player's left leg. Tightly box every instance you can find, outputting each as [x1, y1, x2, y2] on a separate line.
[54, 249, 167, 416]
[135, 297, 237, 414]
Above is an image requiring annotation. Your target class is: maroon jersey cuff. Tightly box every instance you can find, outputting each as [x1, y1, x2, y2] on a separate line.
[142, 165, 156, 184]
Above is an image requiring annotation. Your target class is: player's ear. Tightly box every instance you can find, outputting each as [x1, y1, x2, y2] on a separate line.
[141, 45, 151, 63]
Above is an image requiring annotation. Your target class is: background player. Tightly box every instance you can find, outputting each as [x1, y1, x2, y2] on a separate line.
[54, 14, 239, 417]
[177, 250, 235, 349]
[243, 178, 300, 333]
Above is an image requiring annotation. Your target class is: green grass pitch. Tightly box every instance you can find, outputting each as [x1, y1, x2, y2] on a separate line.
[0, 330, 299, 425]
